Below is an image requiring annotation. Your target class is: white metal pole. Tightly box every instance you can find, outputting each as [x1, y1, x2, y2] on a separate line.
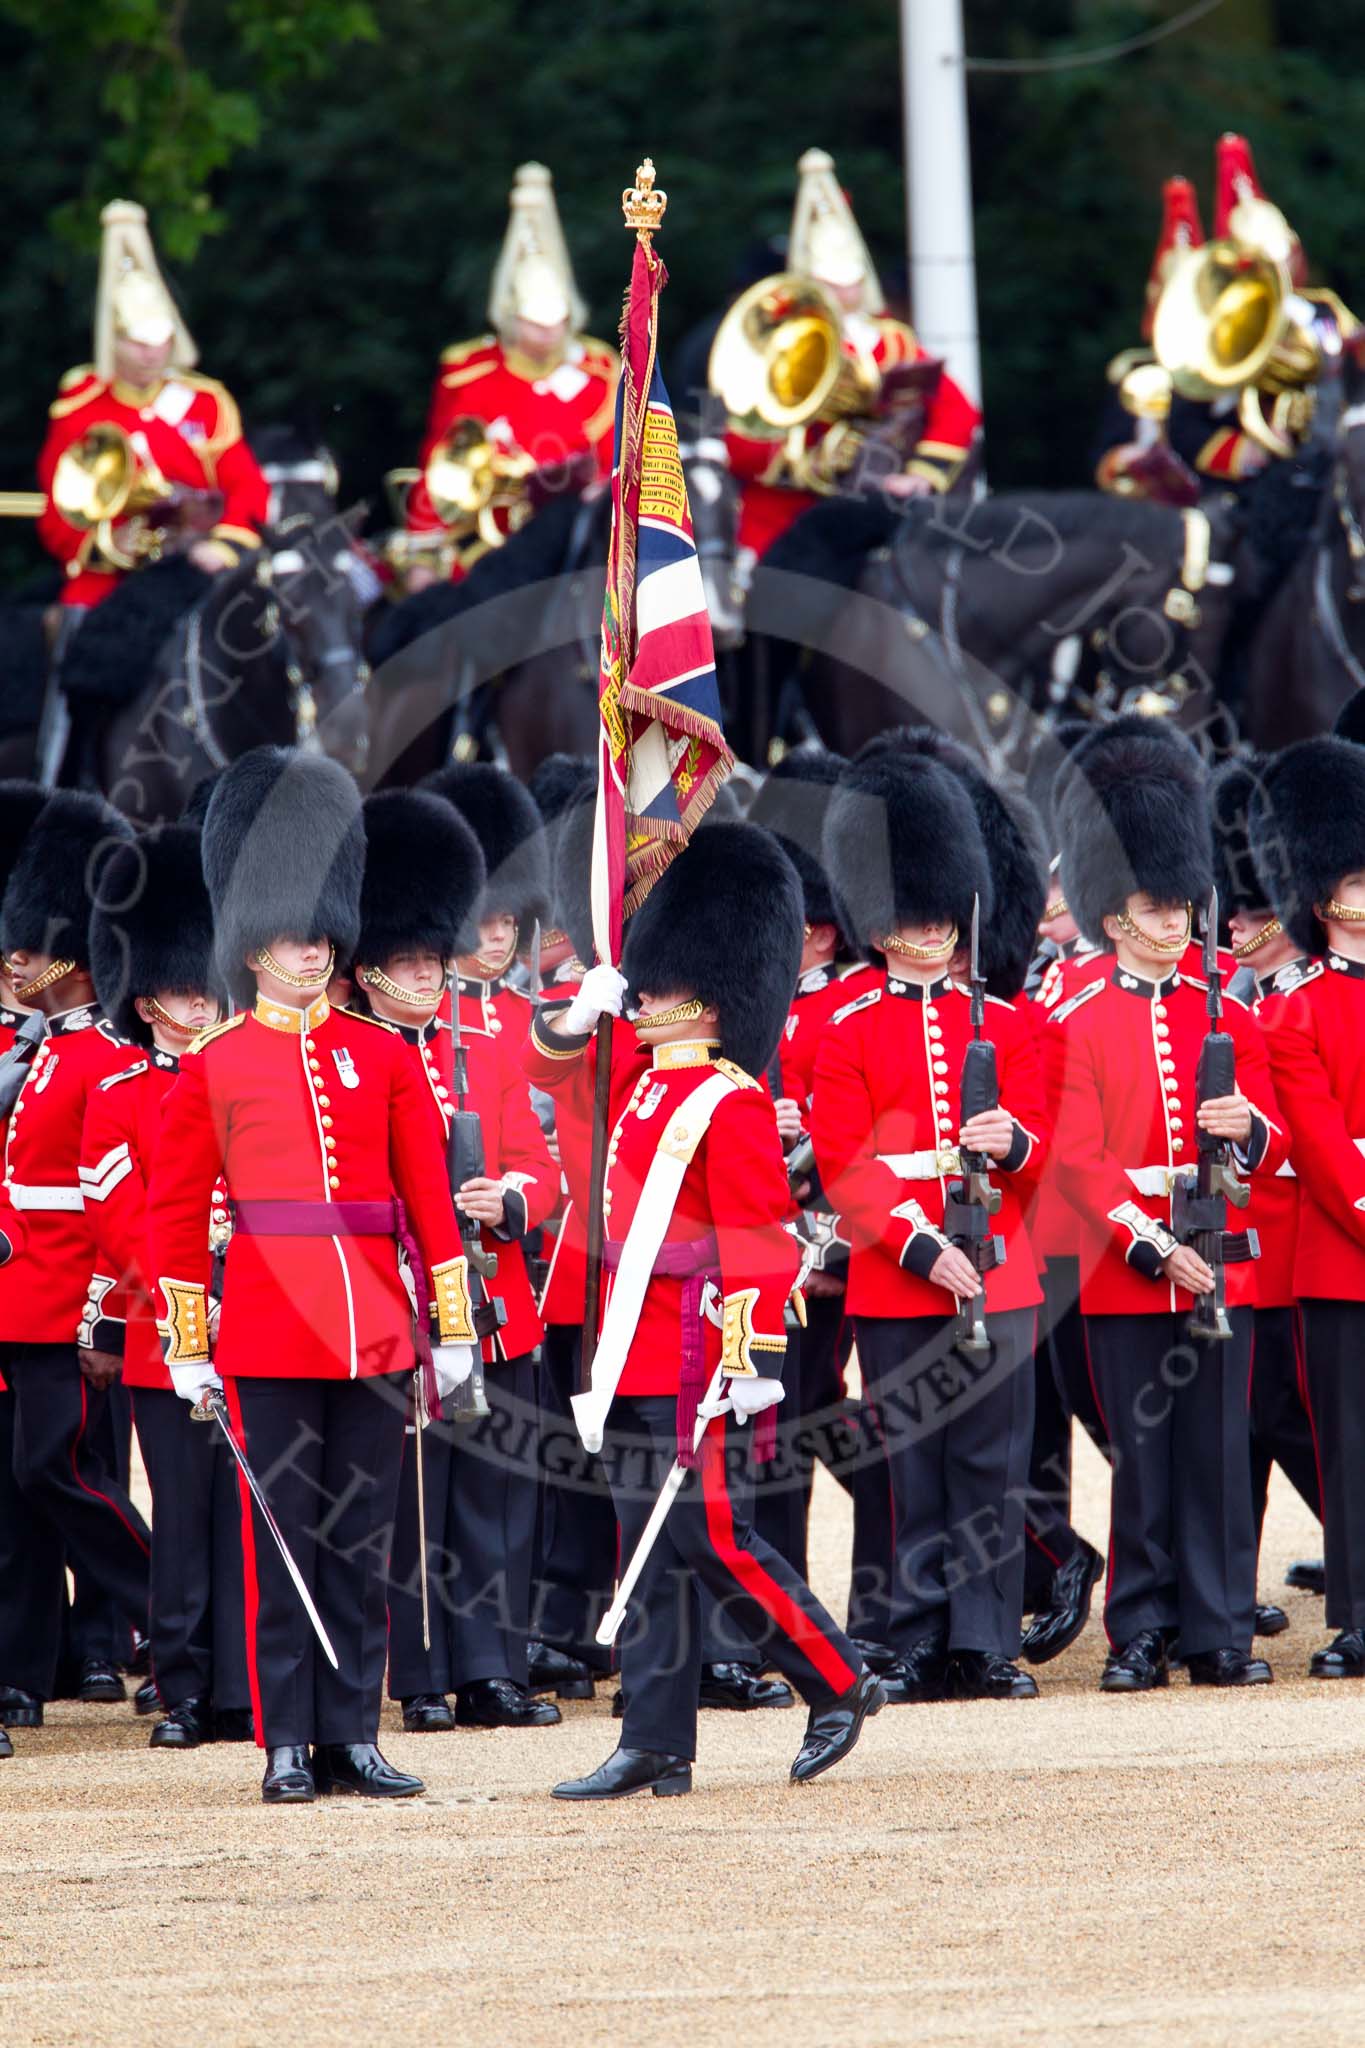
[901, 0, 983, 412]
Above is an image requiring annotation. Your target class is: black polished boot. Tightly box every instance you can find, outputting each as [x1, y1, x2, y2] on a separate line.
[0, 1724, 11, 1759]
[262, 1745, 315, 1804]
[0, 1686, 43, 1728]
[133, 1678, 162, 1717]
[1255, 1603, 1289, 1637]
[552, 1745, 692, 1800]
[879, 1637, 948, 1705]
[1020, 1541, 1104, 1665]
[213, 1706, 255, 1743]
[78, 1658, 126, 1704]
[1186, 1647, 1272, 1687]
[455, 1678, 561, 1728]
[1310, 1628, 1365, 1678]
[527, 1641, 596, 1701]
[1100, 1629, 1170, 1693]
[945, 1651, 1038, 1701]
[149, 1696, 213, 1749]
[402, 1692, 455, 1732]
[313, 1743, 424, 1798]
[1285, 1559, 1325, 1597]
[790, 1669, 886, 1784]
[698, 1661, 794, 1710]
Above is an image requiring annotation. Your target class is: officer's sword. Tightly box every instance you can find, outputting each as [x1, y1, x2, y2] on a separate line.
[190, 1387, 340, 1670]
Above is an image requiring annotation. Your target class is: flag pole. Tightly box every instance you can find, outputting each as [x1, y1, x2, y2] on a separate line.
[579, 159, 668, 1398]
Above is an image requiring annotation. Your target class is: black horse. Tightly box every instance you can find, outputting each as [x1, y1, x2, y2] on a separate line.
[61, 515, 371, 823]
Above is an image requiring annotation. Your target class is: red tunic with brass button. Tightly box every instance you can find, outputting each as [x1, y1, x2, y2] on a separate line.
[523, 1014, 799, 1395]
[725, 319, 980, 559]
[1257, 953, 1365, 1302]
[448, 973, 534, 1049]
[809, 971, 1047, 1320]
[0, 1007, 130, 1343]
[148, 996, 466, 1379]
[1242, 970, 1304, 1310]
[405, 334, 619, 547]
[1050, 966, 1287, 1316]
[399, 1011, 555, 1362]
[0, 1002, 26, 1388]
[775, 962, 880, 1108]
[37, 368, 268, 607]
[1029, 945, 1109, 1267]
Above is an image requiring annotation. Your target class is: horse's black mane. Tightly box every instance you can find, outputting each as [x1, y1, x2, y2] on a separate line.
[0, 602, 51, 737]
[60, 555, 213, 707]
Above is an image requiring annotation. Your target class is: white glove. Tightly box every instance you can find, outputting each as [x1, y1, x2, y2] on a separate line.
[170, 1361, 222, 1405]
[563, 964, 628, 1036]
[433, 1342, 475, 1399]
[726, 1375, 785, 1424]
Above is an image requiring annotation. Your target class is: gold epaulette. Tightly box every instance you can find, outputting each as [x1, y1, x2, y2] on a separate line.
[49, 368, 101, 420]
[714, 1056, 759, 1091]
[187, 1013, 248, 1055]
[579, 334, 621, 372]
[339, 1006, 398, 1034]
[440, 334, 496, 366]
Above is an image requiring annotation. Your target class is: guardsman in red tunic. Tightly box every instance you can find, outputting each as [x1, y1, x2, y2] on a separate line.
[80, 824, 251, 1750]
[1052, 722, 1287, 1691]
[720, 150, 980, 565]
[37, 201, 267, 610]
[813, 751, 1048, 1704]
[1211, 758, 1322, 1641]
[349, 789, 560, 1733]
[402, 163, 618, 589]
[425, 761, 549, 1048]
[147, 750, 472, 1805]
[0, 792, 153, 1716]
[1248, 736, 1365, 1679]
[527, 822, 881, 1799]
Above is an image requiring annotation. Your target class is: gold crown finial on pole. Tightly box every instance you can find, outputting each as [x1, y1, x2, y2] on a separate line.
[622, 159, 666, 240]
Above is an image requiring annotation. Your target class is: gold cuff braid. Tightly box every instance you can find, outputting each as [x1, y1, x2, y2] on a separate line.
[157, 1278, 210, 1366]
[431, 1256, 476, 1344]
[720, 1287, 787, 1379]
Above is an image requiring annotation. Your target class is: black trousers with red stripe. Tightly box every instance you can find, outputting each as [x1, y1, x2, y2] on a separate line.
[1, 1344, 149, 1657]
[133, 1387, 250, 1714]
[530, 1323, 619, 1674]
[1300, 1301, 1365, 1632]
[606, 1395, 861, 1761]
[227, 1371, 407, 1749]
[1085, 1310, 1256, 1655]
[1250, 1306, 1321, 1544]
[0, 1386, 68, 1697]
[752, 1290, 854, 1584]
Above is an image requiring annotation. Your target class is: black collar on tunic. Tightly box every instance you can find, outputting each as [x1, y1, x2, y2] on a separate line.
[48, 1003, 104, 1036]
[1326, 950, 1365, 980]
[883, 973, 954, 1003]
[1110, 966, 1181, 1000]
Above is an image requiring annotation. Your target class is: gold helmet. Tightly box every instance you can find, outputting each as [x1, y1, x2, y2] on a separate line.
[95, 200, 197, 382]
[787, 148, 884, 315]
[487, 162, 586, 337]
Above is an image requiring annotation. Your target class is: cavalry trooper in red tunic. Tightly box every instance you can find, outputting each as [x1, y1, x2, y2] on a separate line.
[349, 788, 560, 1732]
[80, 823, 252, 1750]
[1210, 757, 1321, 1640]
[1249, 735, 1365, 1680]
[0, 791, 153, 1720]
[813, 751, 1048, 1704]
[1052, 721, 1287, 1691]
[526, 822, 882, 1799]
[425, 761, 549, 1047]
[148, 749, 474, 1805]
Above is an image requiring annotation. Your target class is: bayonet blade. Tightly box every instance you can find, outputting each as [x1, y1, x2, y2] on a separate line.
[1204, 886, 1219, 984]
[970, 891, 981, 988]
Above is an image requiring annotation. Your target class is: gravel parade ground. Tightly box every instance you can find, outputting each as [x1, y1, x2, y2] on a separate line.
[2, 1432, 1356, 2048]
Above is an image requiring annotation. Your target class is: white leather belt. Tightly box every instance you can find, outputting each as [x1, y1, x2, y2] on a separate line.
[878, 1148, 961, 1180]
[8, 1183, 84, 1212]
[1125, 1166, 1183, 1198]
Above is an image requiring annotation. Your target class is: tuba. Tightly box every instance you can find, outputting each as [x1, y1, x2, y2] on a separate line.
[49, 423, 176, 569]
[380, 421, 537, 591]
[708, 272, 878, 434]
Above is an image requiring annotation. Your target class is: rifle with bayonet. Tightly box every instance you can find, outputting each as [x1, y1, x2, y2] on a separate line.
[942, 895, 1005, 1359]
[0, 1011, 46, 1120]
[443, 975, 505, 1419]
[1171, 888, 1258, 1342]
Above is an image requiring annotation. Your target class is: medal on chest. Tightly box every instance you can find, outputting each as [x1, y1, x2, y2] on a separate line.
[332, 1047, 360, 1090]
[636, 1081, 667, 1121]
[32, 1052, 57, 1095]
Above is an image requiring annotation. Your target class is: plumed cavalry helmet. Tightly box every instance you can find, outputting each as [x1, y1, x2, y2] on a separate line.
[747, 746, 851, 949]
[1057, 717, 1211, 948]
[355, 789, 486, 968]
[1249, 736, 1365, 955]
[823, 749, 991, 955]
[854, 728, 1048, 999]
[89, 824, 218, 1046]
[95, 199, 197, 381]
[1, 790, 132, 973]
[1209, 754, 1273, 919]
[620, 822, 805, 1079]
[423, 761, 551, 943]
[487, 163, 587, 336]
[788, 148, 884, 314]
[201, 747, 365, 1005]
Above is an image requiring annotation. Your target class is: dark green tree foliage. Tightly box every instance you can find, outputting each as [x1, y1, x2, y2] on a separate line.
[1, 0, 1361, 588]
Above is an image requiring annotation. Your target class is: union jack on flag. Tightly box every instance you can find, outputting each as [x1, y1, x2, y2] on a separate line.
[591, 236, 733, 967]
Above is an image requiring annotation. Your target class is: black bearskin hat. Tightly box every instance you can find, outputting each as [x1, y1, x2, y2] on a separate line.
[1209, 754, 1271, 918]
[1058, 720, 1211, 947]
[748, 747, 850, 943]
[529, 754, 595, 941]
[528, 753, 594, 823]
[0, 780, 48, 905]
[202, 747, 364, 1004]
[1, 790, 132, 969]
[824, 751, 991, 954]
[356, 789, 486, 966]
[1249, 736, 1365, 955]
[855, 728, 1048, 999]
[1023, 720, 1090, 855]
[620, 822, 804, 1079]
[552, 789, 597, 968]
[422, 762, 550, 935]
[89, 825, 217, 1046]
